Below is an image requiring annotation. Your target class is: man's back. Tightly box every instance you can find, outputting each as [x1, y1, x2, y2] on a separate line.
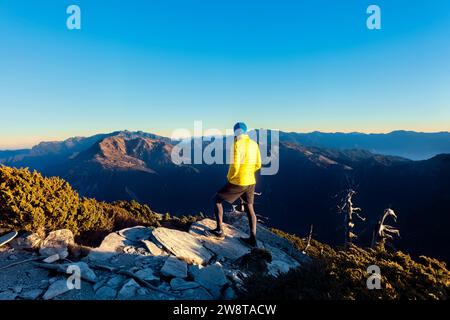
[227, 134, 262, 186]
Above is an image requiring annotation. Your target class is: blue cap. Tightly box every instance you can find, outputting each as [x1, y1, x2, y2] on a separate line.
[233, 122, 247, 134]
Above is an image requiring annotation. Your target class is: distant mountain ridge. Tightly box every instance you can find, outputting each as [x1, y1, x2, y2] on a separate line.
[0, 131, 170, 172]
[279, 130, 450, 160]
[3, 130, 449, 162]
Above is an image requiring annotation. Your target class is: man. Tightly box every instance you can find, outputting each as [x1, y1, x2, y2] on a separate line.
[210, 122, 262, 247]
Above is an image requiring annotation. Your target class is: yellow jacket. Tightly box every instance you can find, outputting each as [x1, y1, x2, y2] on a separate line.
[227, 134, 262, 186]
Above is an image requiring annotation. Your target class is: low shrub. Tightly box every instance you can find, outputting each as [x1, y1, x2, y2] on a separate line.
[239, 229, 450, 300]
[0, 166, 162, 245]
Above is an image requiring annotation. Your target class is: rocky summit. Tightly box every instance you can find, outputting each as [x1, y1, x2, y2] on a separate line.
[0, 218, 309, 300]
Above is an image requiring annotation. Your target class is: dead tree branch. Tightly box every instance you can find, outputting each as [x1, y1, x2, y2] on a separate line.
[372, 208, 400, 248]
[338, 189, 365, 250]
[0, 256, 43, 271]
[302, 225, 314, 254]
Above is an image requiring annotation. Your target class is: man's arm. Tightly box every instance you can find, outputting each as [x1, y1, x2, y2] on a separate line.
[255, 145, 262, 172]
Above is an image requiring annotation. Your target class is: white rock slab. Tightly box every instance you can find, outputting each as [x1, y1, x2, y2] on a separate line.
[135, 268, 159, 282]
[161, 256, 188, 278]
[117, 279, 141, 300]
[231, 219, 310, 264]
[189, 219, 250, 261]
[141, 239, 166, 256]
[193, 263, 228, 299]
[43, 279, 70, 300]
[189, 218, 247, 238]
[118, 226, 152, 242]
[87, 232, 128, 262]
[152, 227, 212, 265]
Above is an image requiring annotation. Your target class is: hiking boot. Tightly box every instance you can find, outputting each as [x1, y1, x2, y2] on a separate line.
[206, 228, 225, 239]
[239, 236, 257, 247]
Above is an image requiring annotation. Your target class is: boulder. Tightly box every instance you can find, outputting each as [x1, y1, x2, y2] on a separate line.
[170, 278, 201, 291]
[152, 227, 212, 265]
[119, 226, 153, 242]
[188, 264, 202, 278]
[87, 232, 128, 262]
[39, 229, 74, 259]
[142, 239, 166, 256]
[95, 286, 117, 300]
[161, 256, 188, 278]
[117, 279, 141, 300]
[193, 263, 228, 299]
[43, 279, 71, 300]
[134, 268, 159, 282]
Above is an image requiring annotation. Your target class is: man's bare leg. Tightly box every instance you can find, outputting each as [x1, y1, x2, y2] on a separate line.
[212, 196, 224, 236]
[241, 203, 257, 246]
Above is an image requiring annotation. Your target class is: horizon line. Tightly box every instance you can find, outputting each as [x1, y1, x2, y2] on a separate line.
[2, 128, 450, 151]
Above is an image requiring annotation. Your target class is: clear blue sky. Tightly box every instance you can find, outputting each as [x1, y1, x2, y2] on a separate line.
[0, 0, 449, 148]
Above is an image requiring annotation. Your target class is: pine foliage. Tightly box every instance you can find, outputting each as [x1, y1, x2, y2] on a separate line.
[0, 166, 179, 245]
[240, 229, 450, 300]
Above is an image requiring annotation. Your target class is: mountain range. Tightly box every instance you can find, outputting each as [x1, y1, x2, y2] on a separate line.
[1, 130, 449, 261]
[279, 130, 450, 160]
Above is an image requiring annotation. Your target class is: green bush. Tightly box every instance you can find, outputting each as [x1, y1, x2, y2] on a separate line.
[112, 200, 161, 227]
[0, 166, 163, 245]
[239, 229, 450, 300]
[0, 166, 79, 235]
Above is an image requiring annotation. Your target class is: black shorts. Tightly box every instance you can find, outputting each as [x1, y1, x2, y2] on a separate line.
[216, 182, 255, 205]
